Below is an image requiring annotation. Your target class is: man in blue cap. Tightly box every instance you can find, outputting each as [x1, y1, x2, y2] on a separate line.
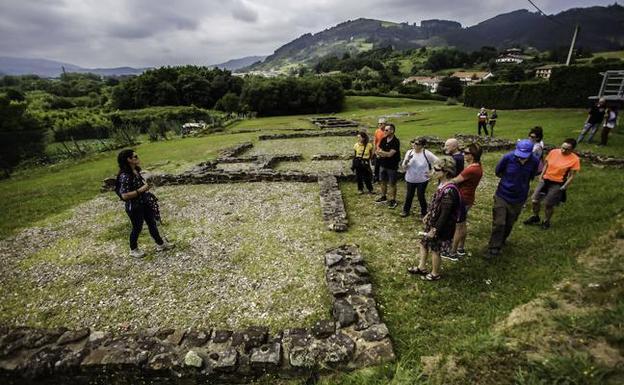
[487, 139, 539, 258]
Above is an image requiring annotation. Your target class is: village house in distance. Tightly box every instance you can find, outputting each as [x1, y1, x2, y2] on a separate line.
[402, 71, 493, 93]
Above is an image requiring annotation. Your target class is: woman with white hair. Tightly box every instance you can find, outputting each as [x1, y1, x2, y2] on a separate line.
[408, 157, 461, 281]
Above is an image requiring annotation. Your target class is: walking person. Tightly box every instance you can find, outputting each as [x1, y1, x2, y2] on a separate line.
[352, 131, 374, 194]
[372, 118, 386, 183]
[524, 138, 581, 229]
[407, 157, 461, 281]
[445, 143, 483, 261]
[600, 106, 618, 146]
[375, 123, 401, 209]
[577, 98, 606, 143]
[488, 109, 498, 137]
[477, 107, 489, 136]
[400, 138, 439, 218]
[487, 140, 539, 258]
[528, 126, 545, 174]
[116, 149, 173, 258]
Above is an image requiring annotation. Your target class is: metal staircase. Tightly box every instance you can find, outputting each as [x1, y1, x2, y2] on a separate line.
[595, 70, 624, 101]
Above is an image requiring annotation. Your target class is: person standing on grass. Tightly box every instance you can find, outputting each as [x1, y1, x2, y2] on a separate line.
[577, 98, 606, 143]
[444, 138, 464, 176]
[528, 126, 545, 173]
[352, 131, 374, 194]
[477, 107, 489, 136]
[372, 118, 387, 183]
[599, 106, 618, 146]
[375, 123, 401, 209]
[116, 149, 173, 258]
[487, 140, 539, 258]
[488, 109, 498, 137]
[400, 138, 439, 218]
[444, 143, 483, 261]
[524, 138, 581, 230]
[407, 157, 460, 281]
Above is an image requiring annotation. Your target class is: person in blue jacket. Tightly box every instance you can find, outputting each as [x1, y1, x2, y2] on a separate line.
[487, 139, 539, 258]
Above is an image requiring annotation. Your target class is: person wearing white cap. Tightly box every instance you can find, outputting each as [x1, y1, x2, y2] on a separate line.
[487, 139, 539, 258]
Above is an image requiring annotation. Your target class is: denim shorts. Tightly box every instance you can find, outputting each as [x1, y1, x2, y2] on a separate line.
[379, 167, 398, 184]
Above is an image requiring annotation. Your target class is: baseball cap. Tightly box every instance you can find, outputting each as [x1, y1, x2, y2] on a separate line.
[514, 139, 533, 158]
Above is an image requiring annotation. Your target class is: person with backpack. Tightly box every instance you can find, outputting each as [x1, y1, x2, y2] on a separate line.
[477, 107, 489, 136]
[408, 157, 461, 281]
[400, 137, 439, 218]
[116, 149, 173, 258]
[352, 131, 374, 194]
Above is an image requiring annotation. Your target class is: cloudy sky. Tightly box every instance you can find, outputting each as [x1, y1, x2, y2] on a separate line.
[0, 0, 615, 68]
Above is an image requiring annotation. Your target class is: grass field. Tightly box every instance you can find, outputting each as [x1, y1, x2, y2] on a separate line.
[1, 96, 623, 384]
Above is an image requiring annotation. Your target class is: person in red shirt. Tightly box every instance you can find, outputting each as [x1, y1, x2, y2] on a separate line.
[524, 138, 581, 229]
[372, 118, 387, 182]
[444, 143, 483, 261]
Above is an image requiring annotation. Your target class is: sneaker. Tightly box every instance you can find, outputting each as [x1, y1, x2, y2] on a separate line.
[399, 211, 409, 217]
[156, 240, 175, 252]
[388, 200, 398, 209]
[130, 249, 145, 258]
[523, 215, 541, 225]
[541, 221, 551, 230]
[375, 196, 388, 204]
[456, 249, 467, 257]
[441, 252, 460, 262]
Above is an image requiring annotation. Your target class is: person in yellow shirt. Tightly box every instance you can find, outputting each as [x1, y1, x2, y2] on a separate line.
[352, 131, 374, 194]
[524, 138, 581, 229]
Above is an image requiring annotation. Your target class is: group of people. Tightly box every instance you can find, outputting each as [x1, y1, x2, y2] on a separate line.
[352, 119, 582, 281]
[577, 97, 619, 146]
[477, 107, 498, 137]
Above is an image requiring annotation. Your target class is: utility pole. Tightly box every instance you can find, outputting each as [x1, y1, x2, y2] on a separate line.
[565, 24, 580, 66]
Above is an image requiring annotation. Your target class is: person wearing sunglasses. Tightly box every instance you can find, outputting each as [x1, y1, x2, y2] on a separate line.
[524, 138, 581, 229]
[408, 157, 461, 281]
[116, 149, 173, 258]
[400, 138, 439, 218]
[528, 126, 545, 173]
[487, 139, 539, 258]
[375, 123, 401, 209]
[444, 143, 483, 261]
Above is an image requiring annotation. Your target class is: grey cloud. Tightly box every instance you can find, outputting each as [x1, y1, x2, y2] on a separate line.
[231, 0, 259, 23]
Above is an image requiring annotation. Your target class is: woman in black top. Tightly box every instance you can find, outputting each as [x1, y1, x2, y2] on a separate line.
[116, 149, 173, 258]
[408, 157, 461, 281]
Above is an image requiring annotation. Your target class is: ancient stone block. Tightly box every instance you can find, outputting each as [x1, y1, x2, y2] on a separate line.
[311, 320, 335, 339]
[207, 347, 238, 372]
[147, 352, 180, 371]
[352, 338, 395, 367]
[231, 326, 267, 350]
[57, 328, 90, 345]
[184, 350, 203, 368]
[166, 329, 186, 346]
[325, 252, 343, 267]
[332, 299, 356, 328]
[361, 323, 390, 342]
[250, 343, 281, 368]
[183, 329, 210, 348]
[212, 330, 232, 344]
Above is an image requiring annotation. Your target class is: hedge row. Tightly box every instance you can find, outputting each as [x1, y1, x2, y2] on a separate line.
[464, 63, 624, 109]
[108, 106, 221, 131]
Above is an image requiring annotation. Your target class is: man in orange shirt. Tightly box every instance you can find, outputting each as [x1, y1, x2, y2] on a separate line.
[524, 138, 581, 229]
[373, 118, 386, 182]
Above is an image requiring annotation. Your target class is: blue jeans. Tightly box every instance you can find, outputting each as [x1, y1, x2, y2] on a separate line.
[577, 122, 599, 143]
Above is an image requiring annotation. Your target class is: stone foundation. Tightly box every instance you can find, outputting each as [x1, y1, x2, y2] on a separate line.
[310, 117, 360, 129]
[318, 176, 348, 232]
[259, 130, 358, 141]
[0, 246, 394, 384]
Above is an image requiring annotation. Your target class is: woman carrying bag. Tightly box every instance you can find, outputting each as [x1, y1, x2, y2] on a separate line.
[352, 131, 374, 194]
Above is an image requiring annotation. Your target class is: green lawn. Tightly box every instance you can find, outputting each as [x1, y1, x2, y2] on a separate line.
[1, 96, 624, 384]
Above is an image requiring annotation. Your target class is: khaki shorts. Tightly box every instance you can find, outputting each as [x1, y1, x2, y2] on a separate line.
[532, 179, 563, 206]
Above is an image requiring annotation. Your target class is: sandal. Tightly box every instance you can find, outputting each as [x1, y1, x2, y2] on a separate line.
[408, 266, 429, 275]
[421, 273, 441, 281]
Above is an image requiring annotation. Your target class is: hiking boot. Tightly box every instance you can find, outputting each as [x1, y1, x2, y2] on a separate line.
[399, 211, 409, 217]
[156, 240, 175, 252]
[441, 252, 460, 262]
[541, 221, 551, 230]
[375, 196, 387, 204]
[130, 249, 145, 259]
[523, 215, 540, 225]
[388, 200, 398, 209]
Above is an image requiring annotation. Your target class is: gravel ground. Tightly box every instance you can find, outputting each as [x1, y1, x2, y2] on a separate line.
[0, 183, 332, 332]
[275, 160, 353, 175]
[247, 137, 356, 159]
